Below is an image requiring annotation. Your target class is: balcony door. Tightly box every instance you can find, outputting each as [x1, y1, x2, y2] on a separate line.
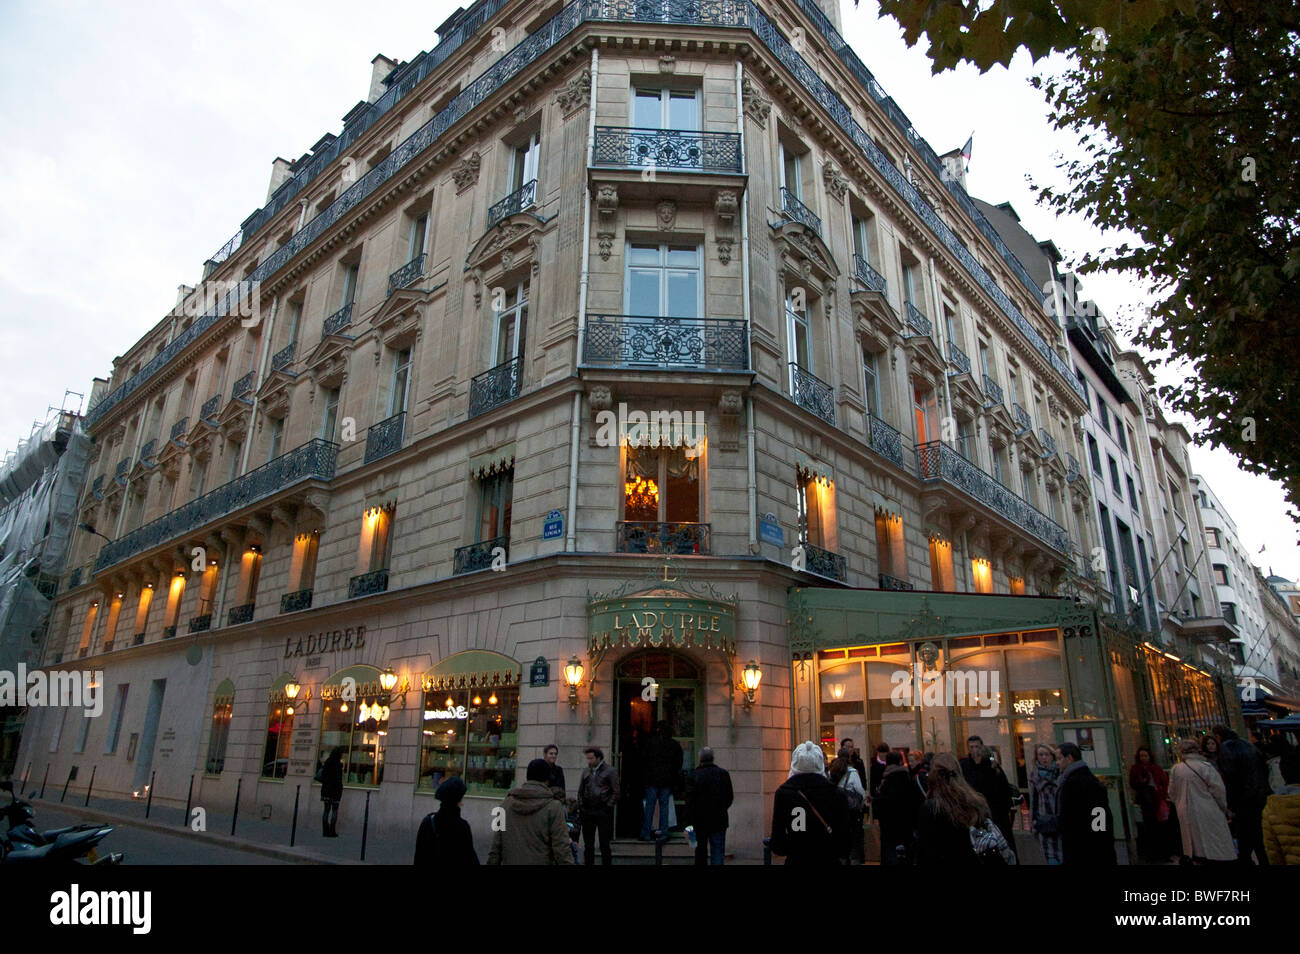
[492, 283, 529, 370]
[623, 444, 702, 553]
[786, 294, 813, 393]
[632, 87, 699, 131]
[511, 133, 540, 191]
[624, 244, 701, 367]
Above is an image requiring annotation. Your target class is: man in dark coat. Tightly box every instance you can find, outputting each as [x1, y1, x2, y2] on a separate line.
[873, 751, 924, 864]
[640, 720, 683, 840]
[414, 776, 479, 865]
[868, 742, 890, 800]
[543, 743, 566, 796]
[769, 742, 850, 865]
[686, 747, 734, 865]
[1214, 725, 1271, 865]
[960, 736, 1018, 856]
[578, 746, 618, 865]
[318, 746, 344, 837]
[1057, 741, 1117, 865]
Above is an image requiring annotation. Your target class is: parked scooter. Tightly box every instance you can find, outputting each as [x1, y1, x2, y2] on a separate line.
[0, 780, 123, 864]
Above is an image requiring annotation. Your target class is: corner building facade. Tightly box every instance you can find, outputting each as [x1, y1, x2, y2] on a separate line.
[24, 0, 1149, 858]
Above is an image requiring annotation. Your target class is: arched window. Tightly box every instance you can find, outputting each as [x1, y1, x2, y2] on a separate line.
[319, 664, 390, 788]
[206, 679, 235, 775]
[262, 674, 297, 780]
[419, 651, 521, 796]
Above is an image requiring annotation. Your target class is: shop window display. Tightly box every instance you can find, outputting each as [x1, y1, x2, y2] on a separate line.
[418, 686, 519, 795]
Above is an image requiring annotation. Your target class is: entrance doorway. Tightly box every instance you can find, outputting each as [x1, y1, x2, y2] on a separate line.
[613, 651, 703, 838]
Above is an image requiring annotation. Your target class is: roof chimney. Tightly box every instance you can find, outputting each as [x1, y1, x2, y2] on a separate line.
[176, 284, 195, 307]
[266, 157, 293, 202]
[369, 55, 398, 103]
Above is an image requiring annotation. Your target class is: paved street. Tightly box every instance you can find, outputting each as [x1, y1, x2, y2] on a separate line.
[30, 804, 289, 864]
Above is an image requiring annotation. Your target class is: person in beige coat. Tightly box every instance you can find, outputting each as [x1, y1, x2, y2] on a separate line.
[487, 759, 575, 865]
[1168, 739, 1236, 864]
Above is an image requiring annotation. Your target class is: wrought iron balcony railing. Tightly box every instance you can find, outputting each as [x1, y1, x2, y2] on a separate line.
[583, 315, 749, 370]
[200, 395, 221, 421]
[280, 589, 313, 614]
[879, 573, 914, 591]
[91, 475, 105, 499]
[616, 521, 711, 555]
[801, 541, 847, 582]
[228, 603, 255, 626]
[163, 625, 177, 639]
[115, 458, 131, 485]
[387, 253, 427, 296]
[789, 363, 835, 425]
[468, 356, 522, 418]
[139, 439, 157, 464]
[69, 567, 83, 589]
[230, 371, 254, 403]
[272, 343, 296, 372]
[189, 614, 212, 634]
[904, 302, 931, 339]
[348, 568, 390, 599]
[947, 341, 971, 376]
[780, 187, 821, 234]
[1012, 403, 1031, 433]
[869, 415, 903, 468]
[852, 255, 887, 295]
[133, 632, 145, 646]
[592, 127, 743, 174]
[1066, 452, 1081, 483]
[93, 439, 338, 572]
[1040, 429, 1057, 457]
[915, 440, 1069, 553]
[453, 536, 509, 574]
[170, 417, 189, 442]
[982, 375, 1003, 407]
[322, 302, 354, 339]
[364, 411, 406, 464]
[486, 179, 538, 229]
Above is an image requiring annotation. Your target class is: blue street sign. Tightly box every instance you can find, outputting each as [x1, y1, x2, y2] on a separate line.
[759, 512, 783, 546]
[543, 509, 564, 540]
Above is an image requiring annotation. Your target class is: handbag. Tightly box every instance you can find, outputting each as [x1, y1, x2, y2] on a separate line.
[970, 818, 1018, 865]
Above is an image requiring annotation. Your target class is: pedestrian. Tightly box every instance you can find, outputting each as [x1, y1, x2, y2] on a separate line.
[839, 738, 868, 799]
[640, 720, 683, 840]
[414, 776, 479, 865]
[960, 735, 1018, 857]
[769, 741, 850, 865]
[1057, 741, 1116, 865]
[828, 755, 867, 863]
[1213, 724, 1271, 865]
[685, 747, 733, 865]
[1200, 733, 1221, 763]
[1128, 745, 1174, 863]
[1265, 738, 1287, 795]
[873, 750, 923, 865]
[578, 745, 618, 865]
[868, 742, 890, 800]
[908, 750, 930, 795]
[915, 752, 1010, 865]
[486, 759, 574, 865]
[317, 746, 343, 838]
[1027, 743, 1063, 865]
[1168, 738, 1235, 864]
[1262, 751, 1300, 865]
[543, 743, 566, 797]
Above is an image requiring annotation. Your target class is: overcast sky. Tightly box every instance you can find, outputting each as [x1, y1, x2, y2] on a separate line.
[1, 0, 1294, 579]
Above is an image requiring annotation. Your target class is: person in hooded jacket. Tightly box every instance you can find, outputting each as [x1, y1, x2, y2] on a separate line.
[769, 742, 850, 865]
[487, 759, 575, 865]
[1262, 751, 1300, 865]
[872, 750, 923, 864]
[414, 776, 479, 865]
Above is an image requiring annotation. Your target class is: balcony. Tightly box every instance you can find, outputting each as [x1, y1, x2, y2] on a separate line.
[189, 614, 212, 634]
[879, 573, 914, 591]
[93, 439, 338, 572]
[1040, 429, 1057, 458]
[852, 255, 887, 295]
[91, 475, 105, 499]
[592, 127, 743, 174]
[486, 179, 538, 229]
[453, 536, 509, 574]
[114, 458, 131, 485]
[170, 417, 189, 443]
[102, 639, 114, 653]
[616, 521, 711, 555]
[1066, 453, 1081, 483]
[583, 315, 748, 371]
[69, 567, 83, 589]
[228, 603, 255, 626]
[868, 415, 904, 468]
[915, 440, 1069, 554]
[801, 541, 847, 582]
[789, 363, 835, 425]
[947, 341, 971, 376]
[468, 357, 522, 418]
[982, 375, 1003, 408]
[322, 302, 354, 339]
[271, 343, 296, 373]
[1012, 403, 1031, 433]
[200, 394, 221, 421]
[132, 632, 145, 646]
[280, 589, 313, 614]
[387, 253, 427, 296]
[348, 568, 389, 599]
[364, 412, 406, 464]
[139, 439, 157, 464]
[230, 371, 254, 403]
[163, 625, 177, 639]
[780, 188, 821, 234]
[904, 303, 931, 339]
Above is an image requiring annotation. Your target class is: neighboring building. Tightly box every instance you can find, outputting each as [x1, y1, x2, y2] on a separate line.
[1269, 573, 1300, 627]
[15, 0, 1204, 856]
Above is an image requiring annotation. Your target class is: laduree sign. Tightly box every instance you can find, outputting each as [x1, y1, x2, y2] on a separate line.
[284, 625, 366, 658]
[588, 592, 735, 654]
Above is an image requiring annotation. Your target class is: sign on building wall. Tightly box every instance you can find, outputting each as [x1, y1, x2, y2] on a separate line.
[543, 509, 564, 540]
[530, 656, 550, 687]
[759, 512, 783, 546]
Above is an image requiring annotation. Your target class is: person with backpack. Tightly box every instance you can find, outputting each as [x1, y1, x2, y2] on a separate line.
[829, 755, 867, 863]
[769, 741, 850, 865]
[414, 776, 479, 865]
[1058, 741, 1117, 865]
[915, 752, 1015, 865]
[873, 750, 923, 864]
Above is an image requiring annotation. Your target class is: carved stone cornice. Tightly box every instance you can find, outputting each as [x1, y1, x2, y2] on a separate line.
[451, 152, 481, 193]
[555, 67, 591, 117]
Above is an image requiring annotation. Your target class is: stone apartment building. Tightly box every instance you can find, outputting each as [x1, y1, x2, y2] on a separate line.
[18, 0, 1207, 856]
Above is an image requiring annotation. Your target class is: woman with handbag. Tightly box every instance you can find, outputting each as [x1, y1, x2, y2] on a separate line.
[1169, 738, 1236, 864]
[1028, 743, 1063, 864]
[1129, 746, 1175, 863]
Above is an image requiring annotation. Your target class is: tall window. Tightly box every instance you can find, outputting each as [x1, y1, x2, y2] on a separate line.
[913, 384, 935, 444]
[1088, 434, 1102, 474]
[991, 445, 1005, 484]
[340, 262, 359, 307]
[1206, 527, 1221, 548]
[206, 682, 234, 775]
[196, 559, 220, 619]
[478, 469, 514, 543]
[267, 417, 284, 462]
[625, 446, 701, 526]
[228, 440, 242, 480]
[289, 531, 320, 596]
[419, 685, 521, 795]
[105, 684, 129, 755]
[780, 142, 804, 198]
[493, 284, 529, 369]
[627, 244, 700, 318]
[796, 470, 834, 551]
[929, 536, 955, 591]
[318, 669, 392, 788]
[875, 510, 905, 580]
[409, 213, 428, 260]
[359, 505, 395, 575]
[1108, 455, 1123, 496]
[1213, 564, 1229, 586]
[78, 600, 100, 654]
[633, 87, 699, 131]
[285, 300, 303, 347]
[787, 294, 812, 373]
[389, 348, 411, 416]
[262, 695, 293, 779]
[862, 348, 881, 419]
[321, 388, 340, 441]
[511, 131, 541, 189]
[902, 260, 921, 306]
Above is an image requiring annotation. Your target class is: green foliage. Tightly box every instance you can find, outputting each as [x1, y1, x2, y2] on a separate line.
[869, 0, 1300, 518]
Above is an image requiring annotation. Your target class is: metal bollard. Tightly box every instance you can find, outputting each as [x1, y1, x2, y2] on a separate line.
[60, 768, 74, 803]
[654, 829, 666, 865]
[183, 774, 194, 828]
[763, 837, 772, 865]
[84, 766, 96, 806]
[21, 762, 31, 793]
[290, 785, 300, 847]
[231, 776, 242, 836]
[39, 765, 50, 799]
[145, 770, 156, 818]
[360, 790, 371, 861]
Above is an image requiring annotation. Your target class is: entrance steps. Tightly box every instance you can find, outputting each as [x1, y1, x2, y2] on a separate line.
[608, 834, 732, 865]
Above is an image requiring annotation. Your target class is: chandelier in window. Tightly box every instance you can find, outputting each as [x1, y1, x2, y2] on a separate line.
[624, 475, 659, 512]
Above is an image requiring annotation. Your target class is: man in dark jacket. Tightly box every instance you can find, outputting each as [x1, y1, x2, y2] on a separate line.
[543, 743, 566, 796]
[640, 720, 683, 840]
[1214, 725, 1271, 865]
[686, 747, 734, 865]
[960, 736, 1017, 856]
[769, 741, 850, 865]
[578, 746, 618, 865]
[487, 759, 575, 865]
[1057, 741, 1117, 865]
[868, 742, 890, 800]
[873, 751, 924, 864]
[318, 746, 344, 837]
[414, 776, 479, 865]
